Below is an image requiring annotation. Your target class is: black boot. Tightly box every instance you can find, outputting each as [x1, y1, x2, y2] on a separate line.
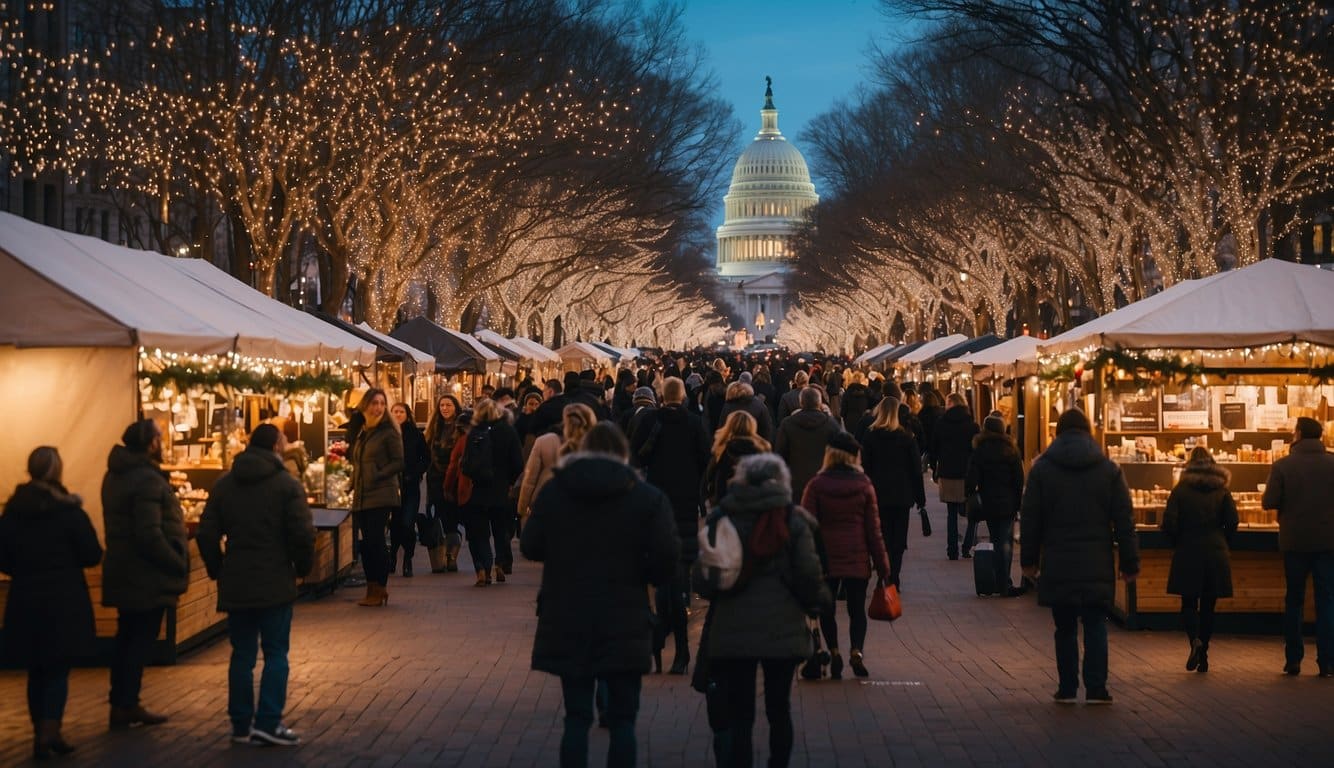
[1197, 642, 1209, 673]
[1186, 638, 1202, 671]
[669, 641, 691, 675]
[402, 557, 413, 578]
[829, 651, 844, 680]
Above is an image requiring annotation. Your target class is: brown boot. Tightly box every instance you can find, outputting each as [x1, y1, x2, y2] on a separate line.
[494, 566, 506, 584]
[38, 719, 74, 755]
[111, 705, 167, 730]
[474, 570, 489, 587]
[357, 583, 388, 606]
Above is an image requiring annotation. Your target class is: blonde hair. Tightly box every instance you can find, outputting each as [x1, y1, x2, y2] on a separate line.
[661, 376, 686, 404]
[473, 397, 504, 424]
[792, 370, 809, 387]
[822, 445, 862, 472]
[725, 381, 754, 400]
[712, 410, 771, 461]
[869, 396, 902, 432]
[560, 403, 597, 456]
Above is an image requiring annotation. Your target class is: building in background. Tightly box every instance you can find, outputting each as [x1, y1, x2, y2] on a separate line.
[714, 78, 818, 343]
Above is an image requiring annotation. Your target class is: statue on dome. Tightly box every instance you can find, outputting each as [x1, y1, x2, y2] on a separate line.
[764, 76, 774, 110]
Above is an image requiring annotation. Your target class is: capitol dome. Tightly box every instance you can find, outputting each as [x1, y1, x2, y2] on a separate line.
[715, 78, 819, 280]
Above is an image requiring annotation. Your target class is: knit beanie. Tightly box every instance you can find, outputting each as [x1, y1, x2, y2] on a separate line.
[633, 387, 656, 407]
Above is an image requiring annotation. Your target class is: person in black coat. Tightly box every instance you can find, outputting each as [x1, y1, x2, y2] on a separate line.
[860, 397, 926, 589]
[100, 418, 189, 729]
[840, 374, 872, 432]
[703, 411, 770, 506]
[718, 382, 775, 444]
[631, 377, 711, 675]
[389, 403, 430, 577]
[965, 416, 1026, 596]
[1, 447, 103, 758]
[1021, 409, 1139, 704]
[197, 425, 316, 746]
[460, 398, 526, 586]
[1162, 448, 1238, 673]
[521, 422, 679, 768]
[529, 378, 572, 439]
[930, 394, 980, 560]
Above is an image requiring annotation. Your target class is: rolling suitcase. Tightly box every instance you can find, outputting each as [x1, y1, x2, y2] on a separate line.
[973, 541, 998, 596]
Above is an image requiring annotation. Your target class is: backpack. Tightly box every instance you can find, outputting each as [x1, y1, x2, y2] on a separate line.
[460, 424, 496, 484]
[696, 513, 744, 592]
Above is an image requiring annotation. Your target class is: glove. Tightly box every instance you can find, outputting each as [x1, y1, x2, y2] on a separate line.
[919, 506, 932, 537]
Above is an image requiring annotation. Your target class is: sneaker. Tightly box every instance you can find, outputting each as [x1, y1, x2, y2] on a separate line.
[1052, 690, 1077, 704]
[849, 651, 869, 678]
[1085, 689, 1113, 705]
[231, 727, 253, 744]
[250, 724, 300, 747]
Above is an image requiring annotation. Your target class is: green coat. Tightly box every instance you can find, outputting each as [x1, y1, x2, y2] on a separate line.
[351, 418, 404, 511]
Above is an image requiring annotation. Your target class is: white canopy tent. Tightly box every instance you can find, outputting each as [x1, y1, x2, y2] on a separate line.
[475, 329, 554, 364]
[501, 335, 563, 365]
[354, 322, 437, 371]
[556, 342, 613, 371]
[951, 335, 1044, 381]
[854, 340, 899, 365]
[0, 212, 374, 527]
[896, 334, 969, 367]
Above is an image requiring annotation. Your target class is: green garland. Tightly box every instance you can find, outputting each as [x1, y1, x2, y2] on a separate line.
[1042, 348, 1334, 387]
[142, 364, 352, 397]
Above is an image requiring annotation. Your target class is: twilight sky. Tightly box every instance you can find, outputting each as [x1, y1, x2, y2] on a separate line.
[679, 0, 907, 221]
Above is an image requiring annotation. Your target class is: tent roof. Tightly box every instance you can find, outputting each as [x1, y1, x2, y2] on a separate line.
[865, 340, 925, 366]
[556, 342, 613, 365]
[854, 340, 898, 365]
[589, 341, 639, 362]
[951, 335, 1043, 379]
[918, 334, 1003, 367]
[500, 335, 563, 364]
[1036, 261, 1334, 356]
[0, 212, 374, 365]
[896, 334, 969, 365]
[348, 321, 437, 370]
[389, 317, 499, 374]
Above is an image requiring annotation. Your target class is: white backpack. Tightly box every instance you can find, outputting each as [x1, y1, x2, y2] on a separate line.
[697, 514, 744, 591]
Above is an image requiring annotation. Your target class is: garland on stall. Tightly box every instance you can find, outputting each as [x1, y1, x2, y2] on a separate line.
[1042, 348, 1334, 388]
[141, 364, 352, 397]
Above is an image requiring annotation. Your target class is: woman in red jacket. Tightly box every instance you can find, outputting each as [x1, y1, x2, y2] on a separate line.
[801, 431, 892, 679]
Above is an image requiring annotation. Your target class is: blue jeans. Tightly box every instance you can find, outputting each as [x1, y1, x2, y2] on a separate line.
[986, 518, 1015, 589]
[559, 673, 641, 767]
[1283, 551, 1334, 670]
[946, 502, 975, 557]
[1052, 604, 1108, 693]
[227, 604, 293, 733]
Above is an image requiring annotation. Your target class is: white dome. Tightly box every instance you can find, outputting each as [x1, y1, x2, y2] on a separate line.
[715, 79, 819, 280]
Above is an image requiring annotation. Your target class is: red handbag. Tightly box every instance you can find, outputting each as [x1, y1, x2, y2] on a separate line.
[868, 582, 902, 622]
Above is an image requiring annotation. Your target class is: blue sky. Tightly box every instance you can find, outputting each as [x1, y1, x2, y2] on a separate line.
[679, 0, 907, 222]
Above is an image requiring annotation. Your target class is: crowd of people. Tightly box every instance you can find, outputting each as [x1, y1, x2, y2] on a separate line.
[1, 348, 1331, 766]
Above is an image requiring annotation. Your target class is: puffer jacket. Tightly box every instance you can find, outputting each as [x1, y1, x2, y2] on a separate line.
[197, 447, 316, 611]
[774, 409, 841, 500]
[965, 431, 1025, 522]
[1262, 439, 1334, 553]
[521, 454, 678, 678]
[861, 426, 926, 509]
[801, 466, 891, 580]
[1163, 462, 1237, 598]
[350, 417, 404, 511]
[100, 445, 190, 611]
[1020, 429, 1139, 608]
[696, 485, 830, 660]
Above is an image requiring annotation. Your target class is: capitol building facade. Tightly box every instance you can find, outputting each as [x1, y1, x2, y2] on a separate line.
[715, 78, 819, 342]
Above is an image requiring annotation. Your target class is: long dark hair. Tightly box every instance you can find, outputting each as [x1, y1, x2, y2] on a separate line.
[426, 394, 462, 443]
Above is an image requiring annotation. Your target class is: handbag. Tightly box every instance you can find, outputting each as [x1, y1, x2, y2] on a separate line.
[868, 581, 902, 622]
[919, 506, 932, 537]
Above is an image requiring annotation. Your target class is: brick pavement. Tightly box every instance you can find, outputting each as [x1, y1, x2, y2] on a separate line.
[1, 496, 1331, 767]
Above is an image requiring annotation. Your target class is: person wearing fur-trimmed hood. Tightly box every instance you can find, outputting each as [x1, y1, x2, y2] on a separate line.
[1162, 447, 1238, 674]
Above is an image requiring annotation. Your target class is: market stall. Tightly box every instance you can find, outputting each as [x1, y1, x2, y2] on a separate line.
[556, 341, 614, 374]
[0, 212, 374, 661]
[474, 329, 561, 387]
[389, 317, 500, 405]
[854, 340, 899, 366]
[949, 335, 1043, 460]
[892, 334, 969, 381]
[917, 334, 1003, 390]
[862, 340, 927, 371]
[1036, 259, 1334, 631]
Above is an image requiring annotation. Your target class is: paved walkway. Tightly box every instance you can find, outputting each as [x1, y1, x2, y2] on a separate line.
[1, 496, 1330, 767]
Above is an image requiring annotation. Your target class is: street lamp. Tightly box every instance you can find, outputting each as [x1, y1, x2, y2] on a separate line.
[959, 270, 969, 282]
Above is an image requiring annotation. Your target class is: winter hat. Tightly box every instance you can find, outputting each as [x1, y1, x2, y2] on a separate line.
[739, 371, 753, 384]
[735, 453, 793, 502]
[457, 410, 474, 427]
[250, 423, 282, 451]
[633, 387, 656, 407]
[1055, 408, 1092, 435]
[883, 380, 903, 400]
[685, 372, 704, 389]
[522, 392, 544, 408]
[983, 416, 1006, 434]
[827, 431, 861, 455]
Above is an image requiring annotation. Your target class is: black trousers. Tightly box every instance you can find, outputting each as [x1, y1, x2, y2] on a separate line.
[27, 662, 70, 723]
[819, 577, 869, 652]
[654, 562, 692, 656]
[355, 507, 393, 586]
[390, 479, 422, 563]
[879, 505, 910, 588]
[109, 606, 166, 708]
[710, 657, 801, 768]
[1181, 590, 1218, 644]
